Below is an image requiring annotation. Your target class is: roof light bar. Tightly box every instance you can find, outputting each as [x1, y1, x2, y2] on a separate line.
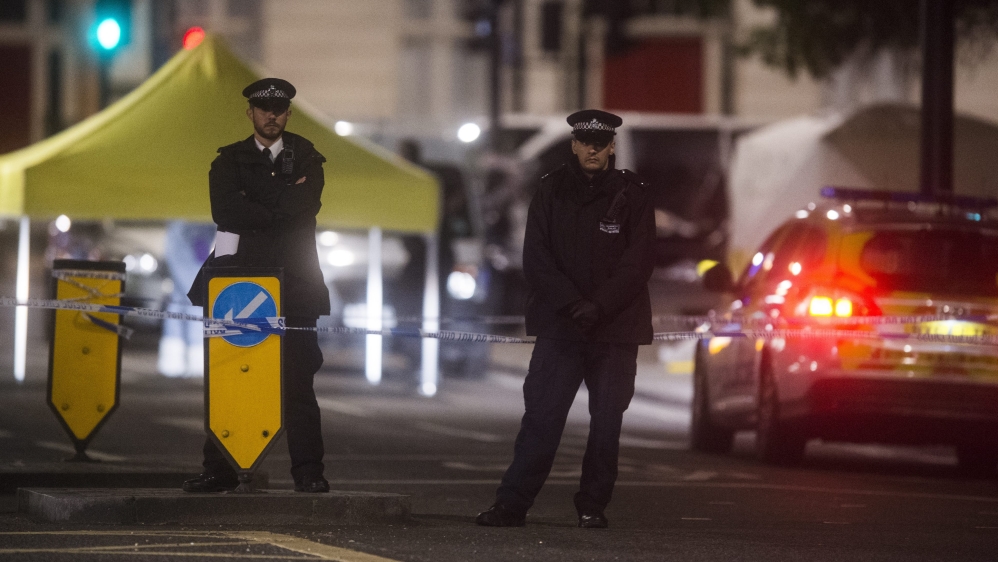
[821, 186, 998, 209]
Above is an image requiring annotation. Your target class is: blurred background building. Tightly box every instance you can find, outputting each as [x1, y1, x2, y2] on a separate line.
[6, 0, 998, 156]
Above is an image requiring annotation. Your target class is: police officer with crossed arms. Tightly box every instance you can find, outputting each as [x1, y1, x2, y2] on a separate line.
[476, 110, 655, 529]
[183, 78, 331, 494]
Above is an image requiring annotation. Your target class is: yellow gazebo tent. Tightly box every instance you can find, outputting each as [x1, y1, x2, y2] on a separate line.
[0, 35, 439, 232]
[0, 35, 442, 389]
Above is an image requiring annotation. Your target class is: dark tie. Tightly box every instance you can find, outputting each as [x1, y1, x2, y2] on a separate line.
[262, 147, 272, 162]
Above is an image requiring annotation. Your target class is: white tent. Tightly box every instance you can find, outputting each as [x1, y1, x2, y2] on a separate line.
[728, 103, 998, 269]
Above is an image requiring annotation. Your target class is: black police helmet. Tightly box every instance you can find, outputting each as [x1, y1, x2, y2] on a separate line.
[243, 78, 295, 113]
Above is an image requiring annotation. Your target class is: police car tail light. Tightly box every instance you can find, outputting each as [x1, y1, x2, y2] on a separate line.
[802, 289, 878, 319]
[808, 296, 835, 316]
[807, 295, 853, 317]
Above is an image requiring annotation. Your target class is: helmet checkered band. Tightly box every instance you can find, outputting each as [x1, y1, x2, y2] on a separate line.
[249, 85, 289, 99]
[572, 118, 615, 133]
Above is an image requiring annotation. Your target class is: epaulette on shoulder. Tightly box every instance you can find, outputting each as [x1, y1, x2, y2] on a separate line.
[619, 169, 648, 190]
[540, 163, 567, 183]
[216, 141, 242, 155]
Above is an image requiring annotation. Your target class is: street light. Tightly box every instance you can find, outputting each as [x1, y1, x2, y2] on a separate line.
[458, 123, 481, 143]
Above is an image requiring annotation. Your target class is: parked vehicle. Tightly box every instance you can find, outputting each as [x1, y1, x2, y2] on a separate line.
[693, 188, 998, 475]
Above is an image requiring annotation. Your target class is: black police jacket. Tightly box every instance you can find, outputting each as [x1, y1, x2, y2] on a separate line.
[187, 131, 331, 318]
[523, 157, 655, 344]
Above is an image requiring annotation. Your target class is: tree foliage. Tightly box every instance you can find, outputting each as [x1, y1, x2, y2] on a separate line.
[746, 0, 998, 78]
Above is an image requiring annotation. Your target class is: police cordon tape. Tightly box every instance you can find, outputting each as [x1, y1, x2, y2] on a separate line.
[5, 295, 998, 347]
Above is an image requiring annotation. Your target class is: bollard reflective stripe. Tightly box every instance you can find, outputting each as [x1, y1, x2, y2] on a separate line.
[47, 260, 126, 461]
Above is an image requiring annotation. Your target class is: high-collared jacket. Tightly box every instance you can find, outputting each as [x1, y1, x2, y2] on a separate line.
[188, 131, 330, 318]
[523, 156, 655, 344]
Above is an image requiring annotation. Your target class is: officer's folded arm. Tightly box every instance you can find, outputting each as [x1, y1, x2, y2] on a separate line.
[209, 157, 277, 230]
[275, 158, 324, 219]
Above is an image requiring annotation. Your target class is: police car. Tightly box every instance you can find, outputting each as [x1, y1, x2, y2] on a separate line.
[693, 188, 998, 474]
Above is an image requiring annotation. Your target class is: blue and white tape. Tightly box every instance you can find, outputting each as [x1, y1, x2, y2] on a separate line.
[4, 295, 998, 347]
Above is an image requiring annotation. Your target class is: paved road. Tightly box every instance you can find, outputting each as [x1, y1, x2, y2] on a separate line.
[1, 341, 997, 561]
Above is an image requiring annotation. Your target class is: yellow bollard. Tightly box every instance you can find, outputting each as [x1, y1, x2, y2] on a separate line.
[48, 260, 126, 462]
[204, 268, 283, 492]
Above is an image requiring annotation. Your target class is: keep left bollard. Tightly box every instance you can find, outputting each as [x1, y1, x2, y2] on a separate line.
[48, 260, 127, 462]
[203, 267, 284, 492]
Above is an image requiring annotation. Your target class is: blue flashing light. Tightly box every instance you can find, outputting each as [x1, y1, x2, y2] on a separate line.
[821, 186, 998, 209]
[96, 18, 122, 50]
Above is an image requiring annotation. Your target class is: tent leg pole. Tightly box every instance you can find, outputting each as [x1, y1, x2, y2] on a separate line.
[420, 233, 440, 397]
[14, 217, 30, 383]
[365, 226, 383, 385]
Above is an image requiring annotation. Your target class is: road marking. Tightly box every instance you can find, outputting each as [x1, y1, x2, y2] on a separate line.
[442, 461, 510, 472]
[727, 472, 762, 480]
[415, 422, 504, 443]
[683, 471, 718, 481]
[0, 429, 14, 439]
[823, 521, 851, 525]
[155, 416, 204, 433]
[681, 517, 711, 521]
[618, 435, 686, 449]
[840, 504, 867, 508]
[0, 531, 399, 561]
[231, 531, 399, 562]
[324, 453, 506, 461]
[709, 501, 736, 505]
[317, 398, 371, 418]
[489, 371, 690, 426]
[33, 440, 126, 462]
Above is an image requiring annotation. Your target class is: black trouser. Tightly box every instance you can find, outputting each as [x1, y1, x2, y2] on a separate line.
[202, 317, 325, 484]
[496, 337, 638, 515]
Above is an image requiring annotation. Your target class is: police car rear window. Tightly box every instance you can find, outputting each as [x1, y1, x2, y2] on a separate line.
[859, 229, 998, 296]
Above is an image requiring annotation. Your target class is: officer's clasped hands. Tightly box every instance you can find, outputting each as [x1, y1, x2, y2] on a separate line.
[567, 299, 601, 332]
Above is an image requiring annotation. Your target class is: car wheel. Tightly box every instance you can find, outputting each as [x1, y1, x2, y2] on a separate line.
[756, 359, 806, 466]
[956, 444, 998, 477]
[690, 345, 734, 454]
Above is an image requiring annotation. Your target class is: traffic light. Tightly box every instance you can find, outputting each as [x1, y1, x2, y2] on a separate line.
[91, 0, 132, 56]
[183, 26, 206, 50]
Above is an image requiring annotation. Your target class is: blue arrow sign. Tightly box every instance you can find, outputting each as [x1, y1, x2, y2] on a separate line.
[211, 281, 277, 347]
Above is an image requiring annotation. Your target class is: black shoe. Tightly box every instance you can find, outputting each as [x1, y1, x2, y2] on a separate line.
[295, 477, 330, 493]
[182, 473, 239, 493]
[578, 512, 608, 529]
[476, 503, 526, 527]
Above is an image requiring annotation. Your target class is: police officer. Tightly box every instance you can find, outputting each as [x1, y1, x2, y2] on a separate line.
[182, 78, 332, 494]
[476, 110, 655, 528]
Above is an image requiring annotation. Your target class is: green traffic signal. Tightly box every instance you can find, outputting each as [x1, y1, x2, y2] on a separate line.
[92, 0, 131, 55]
[96, 18, 121, 50]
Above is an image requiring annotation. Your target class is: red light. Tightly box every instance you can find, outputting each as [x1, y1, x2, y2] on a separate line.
[807, 296, 854, 317]
[183, 27, 205, 50]
[834, 298, 853, 317]
[809, 296, 834, 316]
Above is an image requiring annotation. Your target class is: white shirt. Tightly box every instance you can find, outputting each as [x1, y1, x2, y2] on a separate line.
[254, 136, 284, 162]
